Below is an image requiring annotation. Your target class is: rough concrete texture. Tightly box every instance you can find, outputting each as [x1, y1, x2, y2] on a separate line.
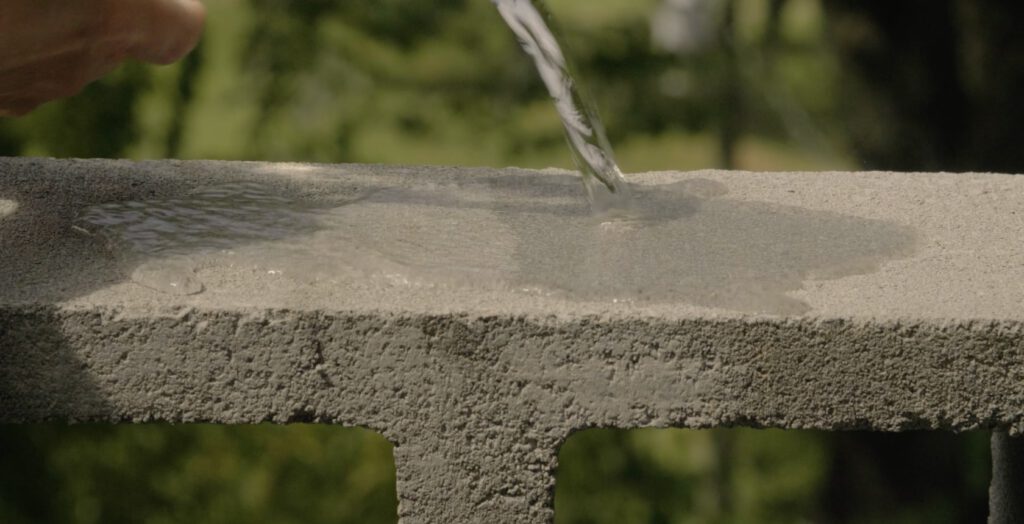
[2, 158, 1024, 523]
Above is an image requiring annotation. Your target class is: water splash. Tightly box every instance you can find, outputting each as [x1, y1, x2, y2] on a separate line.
[492, 0, 631, 211]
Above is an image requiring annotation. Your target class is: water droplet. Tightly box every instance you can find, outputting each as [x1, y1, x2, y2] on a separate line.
[131, 258, 204, 296]
[0, 199, 16, 219]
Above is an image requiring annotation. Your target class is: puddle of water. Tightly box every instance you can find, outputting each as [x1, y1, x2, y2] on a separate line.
[507, 180, 914, 314]
[73, 176, 916, 314]
[74, 182, 323, 254]
[73, 182, 338, 296]
[354, 175, 916, 314]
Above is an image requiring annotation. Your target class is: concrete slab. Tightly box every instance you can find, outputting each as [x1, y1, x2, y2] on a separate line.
[1, 157, 1023, 523]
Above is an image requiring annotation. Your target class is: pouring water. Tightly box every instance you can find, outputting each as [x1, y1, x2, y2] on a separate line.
[492, 0, 633, 213]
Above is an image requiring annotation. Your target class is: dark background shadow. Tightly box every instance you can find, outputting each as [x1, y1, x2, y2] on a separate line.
[557, 429, 991, 523]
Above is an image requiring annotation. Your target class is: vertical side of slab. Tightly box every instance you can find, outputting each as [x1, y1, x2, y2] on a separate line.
[991, 432, 1024, 524]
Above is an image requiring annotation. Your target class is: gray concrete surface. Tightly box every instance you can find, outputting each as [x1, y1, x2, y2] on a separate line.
[2, 157, 1024, 523]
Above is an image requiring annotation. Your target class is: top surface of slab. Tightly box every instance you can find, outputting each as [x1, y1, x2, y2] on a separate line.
[1, 157, 1022, 321]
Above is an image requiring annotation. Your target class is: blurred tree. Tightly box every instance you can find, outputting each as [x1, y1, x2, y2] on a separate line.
[821, 0, 1024, 173]
[816, 432, 990, 524]
[243, 0, 338, 155]
[166, 41, 205, 158]
[0, 124, 20, 156]
[556, 428, 828, 524]
[718, 0, 741, 168]
[821, 0, 968, 171]
[956, 1, 1024, 172]
[0, 425, 397, 524]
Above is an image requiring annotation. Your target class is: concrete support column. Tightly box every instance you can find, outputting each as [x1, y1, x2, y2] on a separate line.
[392, 432, 558, 524]
[990, 432, 1024, 523]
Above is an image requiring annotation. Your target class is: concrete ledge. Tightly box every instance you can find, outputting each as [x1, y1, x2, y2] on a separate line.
[2, 158, 1024, 523]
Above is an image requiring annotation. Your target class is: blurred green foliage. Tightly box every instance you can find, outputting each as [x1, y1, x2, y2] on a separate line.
[0, 0, 850, 171]
[0, 425, 396, 524]
[0, 425, 989, 523]
[0, 0, 1011, 521]
[557, 429, 826, 523]
[558, 429, 990, 524]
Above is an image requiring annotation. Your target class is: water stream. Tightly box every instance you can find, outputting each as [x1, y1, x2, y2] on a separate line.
[492, 0, 631, 211]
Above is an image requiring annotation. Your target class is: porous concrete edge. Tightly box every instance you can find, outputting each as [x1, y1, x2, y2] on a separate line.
[3, 305, 1023, 523]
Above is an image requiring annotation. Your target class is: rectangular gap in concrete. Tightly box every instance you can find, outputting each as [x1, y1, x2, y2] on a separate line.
[0, 424, 397, 523]
[555, 428, 990, 524]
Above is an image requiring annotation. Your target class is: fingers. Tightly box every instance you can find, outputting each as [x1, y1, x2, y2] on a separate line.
[0, 42, 126, 114]
[0, 0, 206, 116]
[123, 0, 207, 65]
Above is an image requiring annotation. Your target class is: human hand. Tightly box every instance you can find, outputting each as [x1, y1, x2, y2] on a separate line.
[0, 0, 206, 116]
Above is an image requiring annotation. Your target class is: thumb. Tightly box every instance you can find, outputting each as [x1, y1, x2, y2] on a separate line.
[127, 0, 206, 65]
